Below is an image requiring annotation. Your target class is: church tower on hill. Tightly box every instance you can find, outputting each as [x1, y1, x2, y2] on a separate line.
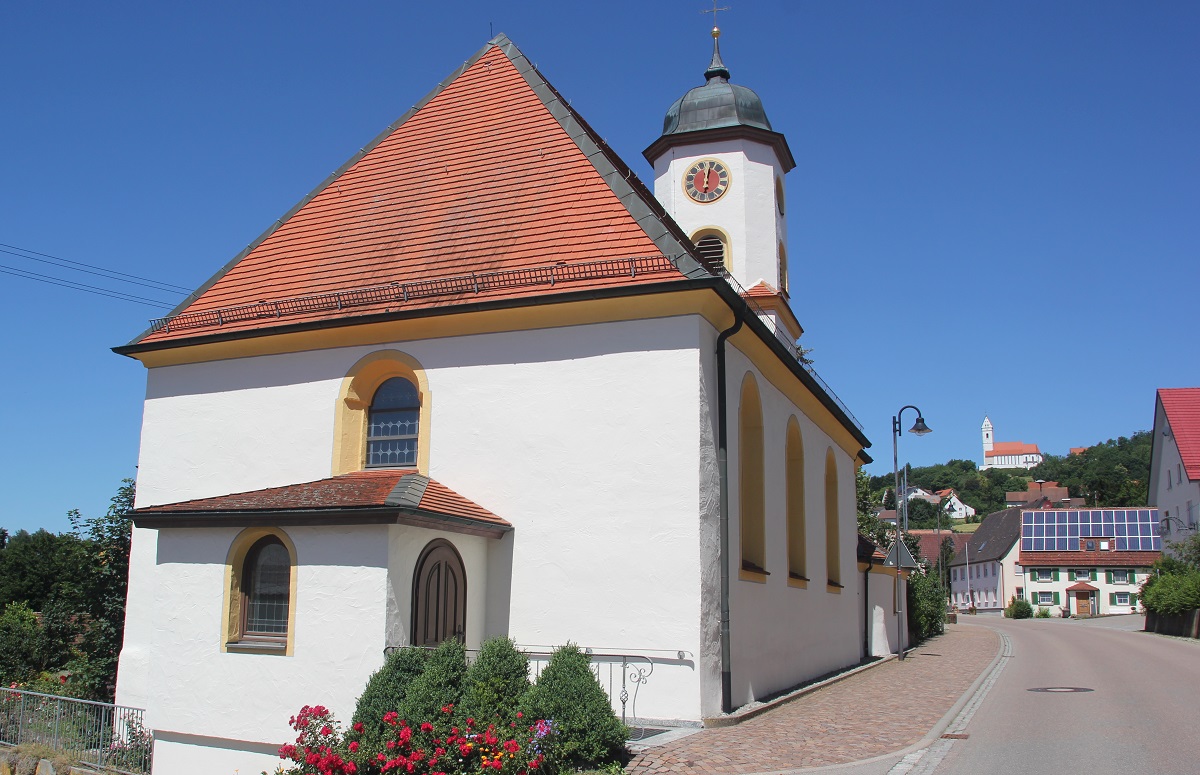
[643, 25, 800, 339]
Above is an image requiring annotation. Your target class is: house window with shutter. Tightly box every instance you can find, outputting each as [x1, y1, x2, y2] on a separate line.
[1111, 569, 1129, 584]
[1114, 592, 1130, 606]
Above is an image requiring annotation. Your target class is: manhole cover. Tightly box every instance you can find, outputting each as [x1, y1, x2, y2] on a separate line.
[1027, 687, 1094, 693]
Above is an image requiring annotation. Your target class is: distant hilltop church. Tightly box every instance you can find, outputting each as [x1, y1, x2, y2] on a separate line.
[980, 415, 1043, 470]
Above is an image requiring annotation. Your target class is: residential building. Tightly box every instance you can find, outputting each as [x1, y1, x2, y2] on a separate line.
[935, 488, 976, 521]
[980, 415, 1044, 470]
[1005, 480, 1084, 509]
[1017, 508, 1160, 616]
[1149, 388, 1200, 552]
[948, 508, 1022, 613]
[908, 529, 969, 569]
[113, 31, 894, 775]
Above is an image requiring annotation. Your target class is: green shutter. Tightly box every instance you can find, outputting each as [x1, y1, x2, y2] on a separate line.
[1131, 594, 1138, 606]
[1106, 570, 1113, 584]
[1090, 569, 1097, 582]
[1110, 592, 1117, 605]
[1053, 592, 1061, 605]
[1052, 568, 1060, 581]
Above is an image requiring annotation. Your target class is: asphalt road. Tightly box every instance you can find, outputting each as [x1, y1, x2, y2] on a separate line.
[933, 616, 1200, 774]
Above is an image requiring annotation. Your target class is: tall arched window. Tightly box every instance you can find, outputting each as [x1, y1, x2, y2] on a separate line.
[367, 377, 420, 467]
[739, 374, 766, 578]
[786, 418, 806, 584]
[242, 536, 290, 639]
[825, 449, 841, 587]
[778, 242, 789, 295]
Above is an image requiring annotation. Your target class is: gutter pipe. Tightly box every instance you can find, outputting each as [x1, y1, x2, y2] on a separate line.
[715, 312, 743, 715]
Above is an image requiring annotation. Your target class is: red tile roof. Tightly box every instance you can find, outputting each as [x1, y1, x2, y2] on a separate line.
[136, 470, 510, 529]
[987, 441, 1041, 458]
[1019, 550, 1159, 568]
[1065, 581, 1099, 592]
[908, 530, 971, 564]
[1160, 388, 1200, 481]
[131, 36, 709, 346]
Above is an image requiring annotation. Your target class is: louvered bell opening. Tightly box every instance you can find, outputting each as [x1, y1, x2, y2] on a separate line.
[696, 234, 727, 271]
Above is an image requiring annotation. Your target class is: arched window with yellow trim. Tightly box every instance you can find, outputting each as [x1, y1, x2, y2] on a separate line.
[223, 528, 297, 655]
[825, 449, 841, 587]
[739, 373, 766, 578]
[333, 350, 431, 476]
[786, 418, 806, 584]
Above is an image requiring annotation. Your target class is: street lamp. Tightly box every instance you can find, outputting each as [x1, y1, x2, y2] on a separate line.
[892, 404, 931, 657]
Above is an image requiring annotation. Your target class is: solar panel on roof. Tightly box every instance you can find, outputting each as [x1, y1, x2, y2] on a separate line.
[1020, 509, 1161, 552]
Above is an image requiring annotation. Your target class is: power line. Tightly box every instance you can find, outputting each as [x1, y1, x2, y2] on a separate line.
[0, 265, 176, 309]
[0, 241, 193, 294]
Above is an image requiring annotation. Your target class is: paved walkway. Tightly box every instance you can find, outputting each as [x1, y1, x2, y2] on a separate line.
[626, 624, 999, 774]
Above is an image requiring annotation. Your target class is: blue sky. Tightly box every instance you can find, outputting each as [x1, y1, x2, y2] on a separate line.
[1, 2, 1196, 534]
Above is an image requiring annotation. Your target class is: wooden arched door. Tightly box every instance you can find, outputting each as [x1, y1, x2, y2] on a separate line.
[412, 539, 467, 646]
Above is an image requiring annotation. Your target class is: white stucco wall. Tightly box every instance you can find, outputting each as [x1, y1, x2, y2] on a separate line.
[117, 524, 391, 750]
[651, 138, 788, 292]
[718, 338, 863, 708]
[122, 316, 709, 774]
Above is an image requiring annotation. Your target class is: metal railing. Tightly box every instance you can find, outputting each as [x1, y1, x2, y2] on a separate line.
[383, 643, 694, 730]
[719, 269, 865, 434]
[0, 688, 151, 775]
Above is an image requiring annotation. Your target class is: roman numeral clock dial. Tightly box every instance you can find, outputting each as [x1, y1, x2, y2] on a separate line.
[683, 159, 730, 203]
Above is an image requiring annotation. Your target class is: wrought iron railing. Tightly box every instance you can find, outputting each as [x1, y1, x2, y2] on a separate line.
[383, 644, 694, 730]
[0, 688, 151, 774]
[718, 269, 865, 434]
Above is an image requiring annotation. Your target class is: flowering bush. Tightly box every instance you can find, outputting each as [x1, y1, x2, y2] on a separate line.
[276, 702, 550, 775]
[277, 705, 358, 775]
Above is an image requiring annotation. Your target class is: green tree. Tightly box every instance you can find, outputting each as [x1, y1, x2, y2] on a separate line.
[0, 602, 41, 683]
[459, 637, 530, 725]
[0, 528, 87, 610]
[67, 478, 135, 700]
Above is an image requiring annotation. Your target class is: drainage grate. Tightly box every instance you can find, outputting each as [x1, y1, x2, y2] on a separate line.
[1027, 687, 1094, 693]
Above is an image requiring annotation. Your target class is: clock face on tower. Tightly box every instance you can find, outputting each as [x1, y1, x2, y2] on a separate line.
[683, 158, 731, 203]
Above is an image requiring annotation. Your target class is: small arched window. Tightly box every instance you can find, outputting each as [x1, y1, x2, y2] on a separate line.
[242, 536, 290, 638]
[368, 377, 420, 467]
[778, 242, 789, 295]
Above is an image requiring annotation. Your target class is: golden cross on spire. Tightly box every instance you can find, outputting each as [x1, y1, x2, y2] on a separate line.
[701, 1, 730, 32]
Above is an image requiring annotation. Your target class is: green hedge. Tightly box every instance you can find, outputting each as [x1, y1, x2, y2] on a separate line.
[1142, 570, 1200, 616]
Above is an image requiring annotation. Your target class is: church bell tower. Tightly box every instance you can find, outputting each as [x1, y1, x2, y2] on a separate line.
[643, 24, 796, 313]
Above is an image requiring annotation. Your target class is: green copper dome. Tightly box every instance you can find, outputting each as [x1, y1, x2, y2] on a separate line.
[661, 33, 772, 136]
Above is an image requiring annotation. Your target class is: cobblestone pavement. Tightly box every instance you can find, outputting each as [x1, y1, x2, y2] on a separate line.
[626, 624, 999, 774]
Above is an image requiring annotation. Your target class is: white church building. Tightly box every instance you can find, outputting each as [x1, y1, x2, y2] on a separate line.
[980, 415, 1044, 470]
[114, 31, 902, 775]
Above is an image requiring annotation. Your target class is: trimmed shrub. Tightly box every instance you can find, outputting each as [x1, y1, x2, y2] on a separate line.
[1035, 606, 1052, 618]
[906, 570, 947, 642]
[396, 638, 467, 724]
[351, 646, 429, 756]
[1142, 569, 1200, 616]
[1004, 597, 1034, 619]
[459, 637, 530, 725]
[520, 644, 627, 770]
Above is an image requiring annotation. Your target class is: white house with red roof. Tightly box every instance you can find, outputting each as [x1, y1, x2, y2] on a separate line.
[935, 489, 976, 521]
[1150, 388, 1200, 550]
[113, 30, 896, 775]
[980, 415, 1044, 470]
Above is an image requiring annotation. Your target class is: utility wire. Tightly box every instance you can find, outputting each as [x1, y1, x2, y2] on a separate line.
[0, 265, 176, 309]
[0, 241, 193, 294]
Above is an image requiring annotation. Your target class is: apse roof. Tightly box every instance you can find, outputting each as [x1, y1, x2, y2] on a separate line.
[122, 34, 713, 349]
[133, 470, 511, 536]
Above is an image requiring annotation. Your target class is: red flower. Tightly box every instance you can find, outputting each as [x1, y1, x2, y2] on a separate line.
[321, 725, 333, 736]
[466, 717, 475, 726]
[349, 741, 359, 753]
[353, 722, 364, 733]
[420, 722, 434, 733]
[516, 711, 523, 718]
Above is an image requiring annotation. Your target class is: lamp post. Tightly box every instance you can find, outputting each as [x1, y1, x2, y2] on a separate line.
[892, 405, 931, 657]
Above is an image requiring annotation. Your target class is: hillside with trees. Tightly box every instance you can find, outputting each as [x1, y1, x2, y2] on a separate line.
[866, 430, 1153, 526]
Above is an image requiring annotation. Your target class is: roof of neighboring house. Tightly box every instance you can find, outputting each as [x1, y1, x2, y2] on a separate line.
[133, 470, 511, 535]
[1159, 388, 1200, 481]
[1065, 582, 1100, 592]
[123, 35, 713, 349]
[986, 441, 1042, 458]
[1069, 447, 1088, 456]
[908, 530, 970, 564]
[1019, 550, 1159, 568]
[878, 509, 898, 523]
[935, 489, 957, 498]
[858, 534, 886, 562]
[1006, 483, 1070, 504]
[950, 508, 1023, 566]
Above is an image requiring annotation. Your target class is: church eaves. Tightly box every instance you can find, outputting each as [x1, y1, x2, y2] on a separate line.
[123, 34, 713, 348]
